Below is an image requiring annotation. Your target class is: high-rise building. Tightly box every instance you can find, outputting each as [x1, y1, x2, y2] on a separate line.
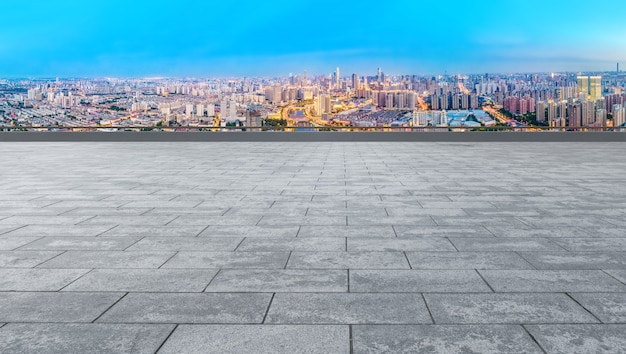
[547, 101, 557, 122]
[596, 109, 607, 126]
[577, 75, 602, 101]
[613, 105, 625, 127]
[581, 100, 595, 126]
[536, 101, 546, 122]
[335, 67, 341, 90]
[386, 93, 394, 109]
[407, 92, 417, 110]
[568, 102, 581, 127]
[352, 74, 359, 90]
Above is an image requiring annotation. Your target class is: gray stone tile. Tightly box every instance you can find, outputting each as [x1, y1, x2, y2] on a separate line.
[424, 293, 598, 324]
[63, 269, 218, 292]
[237, 238, 345, 251]
[347, 238, 455, 252]
[552, 238, 626, 251]
[0, 292, 123, 322]
[406, 252, 534, 270]
[518, 216, 609, 228]
[0, 251, 62, 268]
[170, 215, 261, 226]
[0, 268, 90, 291]
[258, 215, 347, 226]
[479, 270, 626, 292]
[570, 293, 626, 323]
[163, 251, 289, 269]
[393, 226, 493, 238]
[18, 237, 139, 251]
[450, 238, 564, 251]
[198, 225, 299, 238]
[126, 237, 241, 251]
[0, 323, 174, 354]
[298, 225, 396, 237]
[287, 252, 410, 269]
[349, 216, 436, 226]
[98, 293, 271, 323]
[350, 270, 491, 292]
[265, 293, 431, 324]
[100, 225, 207, 237]
[485, 226, 591, 238]
[0, 236, 40, 250]
[80, 215, 179, 226]
[2, 224, 115, 237]
[606, 270, 626, 284]
[526, 324, 626, 354]
[0, 216, 93, 225]
[0, 225, 25, 236]
[206, 269, 347, 292]
[432, 216, 528, 226]
[353, 325, 544, 353]
[385, 208, 468, 217]
[520, 252, 626, 270]
[37, 251, 174, 268]
[158, 324, 349, 354]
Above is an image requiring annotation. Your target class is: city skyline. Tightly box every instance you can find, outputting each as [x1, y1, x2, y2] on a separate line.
[3, 0, 626, 77]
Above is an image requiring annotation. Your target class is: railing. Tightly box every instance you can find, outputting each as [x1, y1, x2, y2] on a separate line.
[0, 125, 624, 132]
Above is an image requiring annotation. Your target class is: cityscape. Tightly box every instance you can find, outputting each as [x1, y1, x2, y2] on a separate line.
[2, 66, 626, 131]
[3, 0, 626, 353]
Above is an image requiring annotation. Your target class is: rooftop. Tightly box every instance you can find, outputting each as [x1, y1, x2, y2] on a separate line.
[1, 139, 625, 353]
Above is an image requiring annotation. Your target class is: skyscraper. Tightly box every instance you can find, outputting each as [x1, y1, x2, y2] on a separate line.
[335, 67, 340, 90]
[577, 75, 602, 101]
[352, 73, 359, 90]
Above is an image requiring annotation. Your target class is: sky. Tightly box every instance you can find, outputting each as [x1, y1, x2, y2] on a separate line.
[1, 0, 625, 77]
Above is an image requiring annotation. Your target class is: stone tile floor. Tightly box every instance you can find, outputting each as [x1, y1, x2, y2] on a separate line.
[0, 141, 625, 353]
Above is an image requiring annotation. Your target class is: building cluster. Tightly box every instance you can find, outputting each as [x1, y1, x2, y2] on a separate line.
[2, 67, 626, 130]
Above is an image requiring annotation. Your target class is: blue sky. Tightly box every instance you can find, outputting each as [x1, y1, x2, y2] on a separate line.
[1, 0, 624, 77]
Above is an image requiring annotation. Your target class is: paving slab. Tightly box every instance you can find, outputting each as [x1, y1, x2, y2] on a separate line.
[162, 251, 289, 269]
[520, 252, 626, 270]
[347, 238, 455, 252]
[2, 224, 115, 237]
[353, 325, 544, 353]
[552, 238, 626, 251]
[63, 268, 218, 292]
[0, 237, 41, 251]
[237, 237, 345, 251]
[479, 270, 626, 292]
[37, 251, 174, 268]
[100, 225, 207, 237]
[350, 270, 491, 292]
[424, 293, 598, 324]
[393, 226, 494, 238]
[287, 251, 410, 269]
[298, 225, 396, 238]
[18, 237, 140, 251]
[266, 293, 431, 324]
[98, 293, 272, 323]
[0, 323, 174, 354]
[125, 237, 242, 251]
[450, 237, 564, 251]
[406, 252, 534, 270]
[484, 226, 592, 238]
[198, 225, 299, 238]
[158, 324, 349, 354]
[0, 268, 90, 291]
[0, 292, 123, 322]
[570, 293, 626, 323]
[526, 324, 626, 354]
[0, 251, 61, 267]
[206, 269, 348, 292]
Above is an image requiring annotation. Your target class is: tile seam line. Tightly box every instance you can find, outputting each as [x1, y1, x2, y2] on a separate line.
[154, 324, 179, 354]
